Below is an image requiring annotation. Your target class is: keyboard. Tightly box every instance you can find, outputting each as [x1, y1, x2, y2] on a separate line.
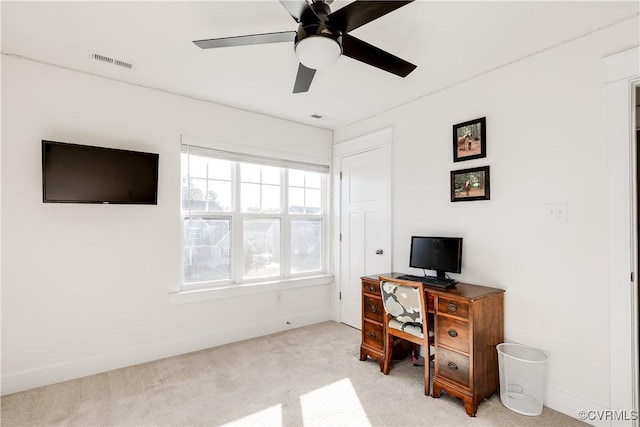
[397, 274, 458, 289]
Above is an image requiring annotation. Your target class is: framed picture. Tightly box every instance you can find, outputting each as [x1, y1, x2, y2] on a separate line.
[451, 166, 490, 202]
[453, 117, 486, 162]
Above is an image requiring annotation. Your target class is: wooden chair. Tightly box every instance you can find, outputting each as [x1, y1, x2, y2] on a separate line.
[379, 276, 434, 396]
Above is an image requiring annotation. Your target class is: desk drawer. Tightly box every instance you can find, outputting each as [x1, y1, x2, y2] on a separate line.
[437, 297, 469, 319]
[362, 280, 381, 297]
[436, 316, 469, 353]
[363, 321, 384, 350]
[437, 347, 470, 388]
[363, 295, 383, 323]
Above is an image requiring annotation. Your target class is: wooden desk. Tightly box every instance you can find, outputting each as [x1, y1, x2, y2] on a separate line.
[359, 272, 504, 417]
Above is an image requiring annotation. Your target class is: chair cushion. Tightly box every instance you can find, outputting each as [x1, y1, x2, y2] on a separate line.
[380, 281, 423, 324]
[389, 318, 424, 338]
[388, 319, 434, 339]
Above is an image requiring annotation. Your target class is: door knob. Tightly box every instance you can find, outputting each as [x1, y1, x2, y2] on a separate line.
[375, 249, 384, 255]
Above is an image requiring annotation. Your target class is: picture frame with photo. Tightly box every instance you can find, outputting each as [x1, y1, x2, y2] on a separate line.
[453, 117, 486, 162]
[450, 166, 490, 202]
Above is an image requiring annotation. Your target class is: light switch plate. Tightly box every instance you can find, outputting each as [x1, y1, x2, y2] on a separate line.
[545, 202, 568, 222]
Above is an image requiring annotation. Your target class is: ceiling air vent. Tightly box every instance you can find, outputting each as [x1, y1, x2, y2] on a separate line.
[91, 53, 133, 69]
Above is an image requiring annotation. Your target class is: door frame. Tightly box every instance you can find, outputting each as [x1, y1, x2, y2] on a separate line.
[604, 47, 639, 424]
[332, 127, 394, 323]
[635, 87, 640, 426]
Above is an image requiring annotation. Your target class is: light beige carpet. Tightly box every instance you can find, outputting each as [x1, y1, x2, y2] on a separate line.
[1, 321, 587, 426]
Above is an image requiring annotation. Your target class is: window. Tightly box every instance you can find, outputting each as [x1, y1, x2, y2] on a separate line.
[241, 163, 281, 213]
[181, 145, 329, 289]
[288, 169, 321, 214]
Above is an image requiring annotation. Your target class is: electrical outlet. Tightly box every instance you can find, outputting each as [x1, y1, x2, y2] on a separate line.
[545, 202, 568, 222]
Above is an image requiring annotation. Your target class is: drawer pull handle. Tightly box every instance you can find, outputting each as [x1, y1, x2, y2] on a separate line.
[369, 332, 377, 338]
[448, 303, 458, 313]
[447, 362, 459, 371]
[447, 329, 458, 338]
[369, 306, 377, 313]
[369, 286, 376, 292]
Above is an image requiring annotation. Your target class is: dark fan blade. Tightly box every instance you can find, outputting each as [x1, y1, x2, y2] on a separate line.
[342, 34, 416, 77]
[293, 63, 316, 93]
[329, 1, 414, 33]
[193, 31, 295, 49]
[279, 0, 312, 22]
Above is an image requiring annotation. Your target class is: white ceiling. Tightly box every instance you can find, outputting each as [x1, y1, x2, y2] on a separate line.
[2, 1, 638, 130]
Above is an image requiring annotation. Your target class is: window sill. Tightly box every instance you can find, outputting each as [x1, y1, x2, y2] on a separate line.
[169, 274, 335, 305]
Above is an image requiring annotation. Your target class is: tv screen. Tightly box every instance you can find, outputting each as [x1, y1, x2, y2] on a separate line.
[409, 236, 463, 278]
[42, 140, 159, 204]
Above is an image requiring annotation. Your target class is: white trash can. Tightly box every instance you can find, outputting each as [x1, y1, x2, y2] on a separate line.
[496, 343, 548, 416]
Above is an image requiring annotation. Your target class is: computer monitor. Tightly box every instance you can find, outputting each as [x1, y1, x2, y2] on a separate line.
[409, 236, 463, 279]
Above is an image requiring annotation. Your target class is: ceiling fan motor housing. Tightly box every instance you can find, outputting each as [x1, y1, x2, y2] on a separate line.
[294, 1, 343, 54]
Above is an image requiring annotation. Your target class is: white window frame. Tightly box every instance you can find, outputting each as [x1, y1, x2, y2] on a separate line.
[179, 143, 331, 295]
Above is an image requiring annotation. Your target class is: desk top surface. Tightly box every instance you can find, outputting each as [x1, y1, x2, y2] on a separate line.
[362, 272, 504, 301]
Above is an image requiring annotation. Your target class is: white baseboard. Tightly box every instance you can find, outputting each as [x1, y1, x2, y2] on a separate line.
[545, 385, 616, 427]
[1, 310, 331, 396]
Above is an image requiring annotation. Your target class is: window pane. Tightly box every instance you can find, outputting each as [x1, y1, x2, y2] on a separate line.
[291, 219, 322, 274]
[241, 163, 261, 183]
[188, 155, 209, 178]
[207, 158, 232, 181]
[305, 172, 321, 189]
[241, 164, 282, 213]
[182, 154, 233, 212]
[262, 185, 281, 213]
[184, 217, 231, 283]
[244, 219, 281, 279]
[183, 179, 231, 212]
[288, 187, 304, 213]
[207, 180, 232, 212]
[305, 189, 321, 213]
[241, 185, 281, 213]
[289, 169, 305, 187]
[241, 183, 260, 212]
[240, 163, 281, 185]
[261, 166, 281, 185]
[182, 178, 207, 211]
[288, 172, 324, 214]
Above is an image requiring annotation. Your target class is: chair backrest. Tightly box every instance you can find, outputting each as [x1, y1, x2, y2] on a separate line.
[380, 280, 423, 325]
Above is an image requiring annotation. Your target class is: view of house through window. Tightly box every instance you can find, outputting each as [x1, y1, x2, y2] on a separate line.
[181, 147, 328, 288]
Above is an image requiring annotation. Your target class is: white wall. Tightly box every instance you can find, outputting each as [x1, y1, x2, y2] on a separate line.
[334, 15, 638, 420]
[0, 56, 333, 394]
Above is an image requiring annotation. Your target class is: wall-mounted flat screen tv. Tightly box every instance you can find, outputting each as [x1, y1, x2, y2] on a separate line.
[42, 140, 159, 204]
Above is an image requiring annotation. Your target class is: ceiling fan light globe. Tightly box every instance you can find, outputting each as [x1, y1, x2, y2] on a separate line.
[295, 36, 341, 70]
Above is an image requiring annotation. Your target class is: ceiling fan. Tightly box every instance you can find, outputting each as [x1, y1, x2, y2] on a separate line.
[193, 0, 417, 93]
